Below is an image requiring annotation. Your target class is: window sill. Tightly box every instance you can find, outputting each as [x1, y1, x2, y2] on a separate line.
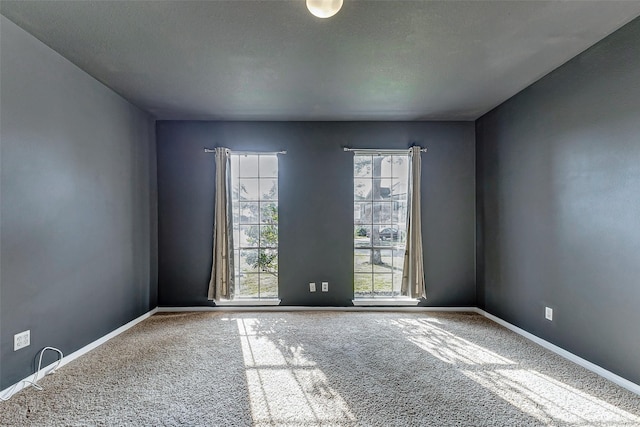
[352, 298, 418, 307]
[216, 299, 281, 306]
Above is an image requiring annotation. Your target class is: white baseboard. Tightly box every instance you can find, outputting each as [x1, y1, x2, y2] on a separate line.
[0, 308, 158, 401]
[157, 305, 478, 312]
[475, 308, 640, 396]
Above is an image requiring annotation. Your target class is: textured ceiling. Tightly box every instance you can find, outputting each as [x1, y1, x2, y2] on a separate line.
[1, 1, 639, 120]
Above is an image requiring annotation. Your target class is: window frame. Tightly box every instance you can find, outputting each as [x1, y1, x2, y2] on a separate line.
[353, 153, 409, 299]
[231, 154, 279, 300]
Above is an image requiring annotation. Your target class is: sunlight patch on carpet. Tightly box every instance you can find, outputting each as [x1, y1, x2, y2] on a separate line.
[461, 368, 640, 426]
[390, 318, 515, 365]
[389, 317, 640, 426]
[237, 318, 356, 426]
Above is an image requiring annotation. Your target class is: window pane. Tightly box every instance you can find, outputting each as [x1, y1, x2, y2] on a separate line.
[239, 156, 259, 177]
[239, 249, 260, 273]
[371, 225, 392, 247]
[232, 179, 241, 202]
[371, 179, 389, 201]
[232, 204, 240, 223]
[355, 249, 372, 273]
[239, 225, 259, 247]
[374, 274, 393, 294]
[235, 272, 243, 294]
[393, 272, 403, 295]
[390, 179, 407, 199]
[234, 250, 240, 276]
[373, 203, 392, 224]
[379, 226, 404, 245]
[354, 226, 371, 248]
[354, 178, 372, 200]
[393, 201, 407, 225]
[239, 274, 259, 298]
[260, 178, 277, 200]
[233, 229, 240, 249]
[239, 179, 259, 201]
[231, 156, 240, 188]
[259, 250, 278, 274]
[260, 225, 278, 248]
[392, 249, 405, 271]
[260, 274, 278, 298]
[239, 202, 259, 223]
[259, 155, 278, 178]
[260, 203, 277, 223]
[354, 202, 371, 224]
[390, 156, 408, 179]
[354, 156, 372, 178]
[372, 249, 393, 273]
[354, 274, 372, 295]
[379, 156, 394, 177]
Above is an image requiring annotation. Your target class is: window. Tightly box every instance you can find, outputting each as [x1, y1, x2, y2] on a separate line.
[354, 154, 408, 298]
[231, 154, 278, 299]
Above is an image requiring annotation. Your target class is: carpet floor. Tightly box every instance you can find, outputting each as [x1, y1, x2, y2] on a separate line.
[1, 311, 639, 426]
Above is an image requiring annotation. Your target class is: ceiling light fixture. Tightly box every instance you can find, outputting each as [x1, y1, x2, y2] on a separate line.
[306, 0, 343, 18]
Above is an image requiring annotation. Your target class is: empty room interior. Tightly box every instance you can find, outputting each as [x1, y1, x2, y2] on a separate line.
[1, 1, 639, 425]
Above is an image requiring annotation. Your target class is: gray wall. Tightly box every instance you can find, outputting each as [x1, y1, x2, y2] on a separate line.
[476, 18, 640, 384]
[0, 16, 157, 389]
[157, 121, 475, 307]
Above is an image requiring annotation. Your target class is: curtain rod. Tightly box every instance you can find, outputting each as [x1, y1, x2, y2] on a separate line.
[204, 149, 287, 155]
[343, 147, 427, 153]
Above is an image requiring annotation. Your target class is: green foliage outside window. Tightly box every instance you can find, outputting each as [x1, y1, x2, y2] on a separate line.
[244, 203, 278, 274]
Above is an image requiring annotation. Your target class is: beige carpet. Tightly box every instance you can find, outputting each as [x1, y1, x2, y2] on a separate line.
[1, 311, 639, 426]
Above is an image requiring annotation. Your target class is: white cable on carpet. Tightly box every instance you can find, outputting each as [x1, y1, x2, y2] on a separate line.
[0, 347, 64, 401]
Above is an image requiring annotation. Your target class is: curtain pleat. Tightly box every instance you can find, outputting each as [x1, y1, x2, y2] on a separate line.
[208, 148, 235, 301]
[401, 146, 426, 299]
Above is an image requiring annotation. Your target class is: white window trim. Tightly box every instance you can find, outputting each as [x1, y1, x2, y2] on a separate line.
[352, 298, 419, 306]
[216, 299, 281, 306]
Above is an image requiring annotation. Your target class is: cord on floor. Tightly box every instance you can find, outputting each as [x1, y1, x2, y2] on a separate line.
[0, 347, 64, 401]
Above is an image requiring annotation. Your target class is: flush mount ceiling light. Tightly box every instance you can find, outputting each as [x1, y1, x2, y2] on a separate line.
[306, 0, 343, 18]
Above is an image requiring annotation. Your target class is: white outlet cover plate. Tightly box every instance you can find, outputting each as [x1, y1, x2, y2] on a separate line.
[545, 307, 553, 321]
[309, 282, 316, 292]
[14, 330, 30, 351]
[321, 282, 328, 292]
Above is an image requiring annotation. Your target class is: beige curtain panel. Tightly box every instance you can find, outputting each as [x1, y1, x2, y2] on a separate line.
[401, 146, 426, 299]
[208, 147, 235, 301]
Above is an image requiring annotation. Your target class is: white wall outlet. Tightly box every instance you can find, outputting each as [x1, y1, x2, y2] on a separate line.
[321, 282, 329, 292]
[309, 282, 316, 292]
[545, 307, 553, 321]
[14, 330, 30, 351]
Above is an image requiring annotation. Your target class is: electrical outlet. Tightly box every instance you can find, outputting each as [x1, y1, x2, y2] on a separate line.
[309, 282, 316, 292]
[545, 307, 553, 321]
[14, 330, 30, 351]
[321, 282, 329, 292]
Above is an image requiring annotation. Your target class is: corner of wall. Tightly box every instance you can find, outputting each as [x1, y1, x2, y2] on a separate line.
[148, 117, 159, 309]
[473, 118, 485, 310]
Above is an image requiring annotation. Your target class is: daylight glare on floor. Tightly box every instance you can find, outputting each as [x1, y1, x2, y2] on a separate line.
[391, 318, 640, 426]
[237, 318, 356, 426]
